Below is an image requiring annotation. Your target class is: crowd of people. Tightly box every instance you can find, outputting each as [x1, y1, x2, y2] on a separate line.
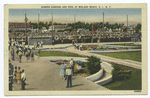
[9, 60, 26, 90]
[35, 41, 43, 48]
[9, 40, 42, 90]
[9, 41, 41, 63]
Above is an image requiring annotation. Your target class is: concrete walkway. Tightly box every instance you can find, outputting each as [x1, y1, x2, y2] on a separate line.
[41, 47, 141, 69]
[87, 49, 141, 53]
[10, 51, 108, 91]
[27, 42, 141, 49]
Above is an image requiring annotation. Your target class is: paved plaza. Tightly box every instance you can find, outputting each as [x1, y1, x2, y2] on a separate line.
[10, 50, 108, 91]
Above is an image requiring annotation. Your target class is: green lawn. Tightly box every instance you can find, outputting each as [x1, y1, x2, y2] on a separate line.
[96, 52, 141, 62]
[103, 64, 141, 90]
[35, 51, 82, 57]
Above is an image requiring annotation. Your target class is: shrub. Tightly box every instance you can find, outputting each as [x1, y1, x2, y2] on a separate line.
[103, 46, 107, 50]
[96, 46, 102, 49]
[86, 56, 101, 74]
[87, 47, 91, 50]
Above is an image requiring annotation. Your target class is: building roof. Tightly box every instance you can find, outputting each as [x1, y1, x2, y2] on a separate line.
[53, 25, 71, 29]
[122, 26, 127, 29]
[9, 22, 33, 29]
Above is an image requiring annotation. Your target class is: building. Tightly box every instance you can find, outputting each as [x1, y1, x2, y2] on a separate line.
[9, 22, 33, 32]
[49, 25, 72, 33]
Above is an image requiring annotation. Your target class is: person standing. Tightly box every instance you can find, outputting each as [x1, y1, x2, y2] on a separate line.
[80, 44, 82, 51]
[31, 48, 34, 62]
[25, 51, 29, 63]
[72, 40, 75, 46]
[18, 50, 23, 63]
[23, 46, 26, 56]
[34, 43, 36, 49]
[27, 48, 31, 60]
[16, 42, 18, 49]
[16, 47, 19, 59]
[14, 66, 17, 83]
[11, 48, 15, 61]
[60, 63, 66, 80]
[9, 61, 14, 91]
[9, 41, 11, 51]
[36, 41, 38, 48]
[38, 49, 40, 59]
[70, 58, 74, 76]
[41, 41, 43, 47]
[40, 42, 41, 47]
[52, 40, 54, 46]
[21, 69, 26, 90]
[16, 67, 21, 84]
[65, 66, 72, 88]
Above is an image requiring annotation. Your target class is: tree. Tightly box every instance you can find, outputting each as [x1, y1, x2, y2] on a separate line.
[135, 23, 141, 33]
[105, 22, 110, 29]
[113, 23, 119, 29]
[123, 28, 127, 32]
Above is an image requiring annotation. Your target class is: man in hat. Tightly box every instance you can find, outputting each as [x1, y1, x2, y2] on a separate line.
[65, 65, 72, 88]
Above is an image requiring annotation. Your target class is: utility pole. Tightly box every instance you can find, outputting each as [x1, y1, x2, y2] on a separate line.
[103, 12, 104, 38]
[74, 13, 76, 35]
[91, 23, 94, 43]
[51, 12, 53, 36]
[127, 14, 128, 33]
[92, 24, 93, 34]
[24, 11, 28, 45]
[38, 12, 41, 37]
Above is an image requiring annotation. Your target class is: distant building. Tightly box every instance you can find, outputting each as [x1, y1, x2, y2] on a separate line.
[41, 27, 48, 33]
[9, 22, 33, 32]
[49, 25, 72, 32]
[122, 26, 127, 29]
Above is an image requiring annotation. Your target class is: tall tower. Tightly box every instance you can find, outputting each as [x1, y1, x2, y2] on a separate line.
[74, 13, 76, 35]
[127, 14, 128, 33]
[51, 13, 53, 36]
[38, 12, 40, 35]
[92, 24, 93, 34]
[103, 12, 104, 38]
[24, 11, 28, 45]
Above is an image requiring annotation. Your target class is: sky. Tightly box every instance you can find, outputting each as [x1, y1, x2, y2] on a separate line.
[9, 8, 141, 25]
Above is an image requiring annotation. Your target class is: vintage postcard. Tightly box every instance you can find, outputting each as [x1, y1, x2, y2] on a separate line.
[4, 3, 147, 95]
